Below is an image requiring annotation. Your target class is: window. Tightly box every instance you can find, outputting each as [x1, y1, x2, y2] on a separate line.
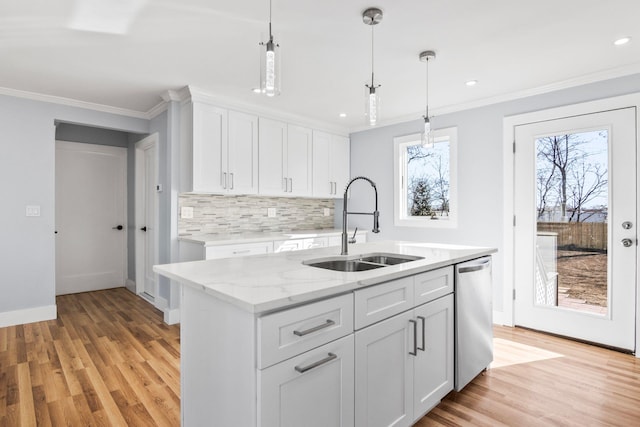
[393, 127, 457, 228]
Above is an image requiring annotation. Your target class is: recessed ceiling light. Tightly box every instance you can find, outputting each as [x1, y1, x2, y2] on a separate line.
[339, 113, 347, 118]
[614, 37, 631, 46]
[465, 80, 478, 87]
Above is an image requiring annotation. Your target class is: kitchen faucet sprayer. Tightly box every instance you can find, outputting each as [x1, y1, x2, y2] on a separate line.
[342, 176, 380, 255]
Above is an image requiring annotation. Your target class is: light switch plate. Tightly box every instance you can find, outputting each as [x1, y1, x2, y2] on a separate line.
[267, 208, 277, 218]
[181, 206, 194, 219]
[26, 205, 41, 217]
[323, 208, 331, 217]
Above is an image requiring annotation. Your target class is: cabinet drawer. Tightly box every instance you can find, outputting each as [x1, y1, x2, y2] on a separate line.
[414, 266, 454, 306]
[205, 242, 273, 259]
[354, 276, 414, 330]
[258, 334, 354, 427]
[258, 294, 354, 369]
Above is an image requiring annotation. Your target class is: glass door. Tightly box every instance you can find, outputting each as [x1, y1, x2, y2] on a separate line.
[514, 108, 636, 351]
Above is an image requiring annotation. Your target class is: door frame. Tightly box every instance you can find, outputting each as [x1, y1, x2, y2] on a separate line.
[134, 133, 160, 305]
[502, 93, 640, 356]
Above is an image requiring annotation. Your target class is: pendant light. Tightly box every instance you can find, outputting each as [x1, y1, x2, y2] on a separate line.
[259, 0, 280, 96]
[363, 8, 382, 126]
[420, 50, 436, 148]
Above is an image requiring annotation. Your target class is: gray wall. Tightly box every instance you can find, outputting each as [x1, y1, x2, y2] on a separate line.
[0, 93, 149, 315]
[346, 73, 640, 315]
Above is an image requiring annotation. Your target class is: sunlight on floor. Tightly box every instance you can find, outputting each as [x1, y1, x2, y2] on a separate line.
[490, 337, 564, 369]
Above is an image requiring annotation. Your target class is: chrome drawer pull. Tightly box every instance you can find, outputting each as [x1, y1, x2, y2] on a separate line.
[409, 319, 418, 356]
[293, 319, 335, 336]
[294, 353, 337, 373]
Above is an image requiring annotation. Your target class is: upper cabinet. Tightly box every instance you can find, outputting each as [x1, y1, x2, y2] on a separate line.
[259, 118, 313, 197]
[180, 101, 258, 194]
[312, 130, 350, 198]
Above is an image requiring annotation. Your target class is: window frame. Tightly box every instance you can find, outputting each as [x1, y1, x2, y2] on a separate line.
[393, 127, 458, 228]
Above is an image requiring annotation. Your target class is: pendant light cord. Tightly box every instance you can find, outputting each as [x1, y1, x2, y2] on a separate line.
[371, 25, 375, 87]
[425, 58, 429, 118]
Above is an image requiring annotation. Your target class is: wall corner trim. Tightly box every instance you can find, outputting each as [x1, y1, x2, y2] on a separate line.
[0, 304, 57, 328]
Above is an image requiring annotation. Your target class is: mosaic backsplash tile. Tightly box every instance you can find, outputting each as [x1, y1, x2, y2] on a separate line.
[178, 194, 335, 235]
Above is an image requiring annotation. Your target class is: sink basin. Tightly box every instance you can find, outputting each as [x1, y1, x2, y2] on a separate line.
[304, 252, 424, 272]
[306, 259, 385, 272]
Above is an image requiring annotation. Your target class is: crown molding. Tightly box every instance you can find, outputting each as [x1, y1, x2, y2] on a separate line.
[180, 86, 350, 136]
[0, 86, 152, 120]
[348, 63, 640, 134]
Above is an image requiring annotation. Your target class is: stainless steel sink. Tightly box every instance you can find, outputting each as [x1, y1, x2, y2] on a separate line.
[304, 252, 424, 272]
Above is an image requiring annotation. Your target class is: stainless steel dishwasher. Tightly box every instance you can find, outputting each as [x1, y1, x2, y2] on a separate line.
[454, 256, 493, 391]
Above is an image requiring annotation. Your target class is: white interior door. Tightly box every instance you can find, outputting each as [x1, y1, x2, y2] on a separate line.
[514, 108, 636, 350]
[135, 135, 158, 300]
[55, 141, 127, 295]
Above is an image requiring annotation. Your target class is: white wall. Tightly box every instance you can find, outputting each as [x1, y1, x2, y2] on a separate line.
[346, 72, 640, 320]
[0, 94, 149, 325]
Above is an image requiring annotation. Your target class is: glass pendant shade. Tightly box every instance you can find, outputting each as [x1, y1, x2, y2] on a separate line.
[366, 85, 380, 126]
[421, 116, 434, 148]
[260, 37, 281, 96]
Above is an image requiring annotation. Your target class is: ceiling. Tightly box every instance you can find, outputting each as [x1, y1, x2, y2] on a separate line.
[2, 0, 640, 132]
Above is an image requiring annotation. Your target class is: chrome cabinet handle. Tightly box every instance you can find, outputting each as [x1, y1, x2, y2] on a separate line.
[283, 177, 287, 192]
[293, 319, 335, 337]
[294, 353, 337, 373]
[229, 172, 234, 190]
[232, 249, 251, 255]
[458, 259, 491, 274]
[621, 238, 634, 247]
[289, 178, 293, 193]
[409, 319, 418, 356]
[417, 316, 426, 351]
[222, 172, 227, 189]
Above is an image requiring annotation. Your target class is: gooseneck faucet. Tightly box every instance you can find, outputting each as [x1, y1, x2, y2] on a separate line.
[342, 176, 380, 255]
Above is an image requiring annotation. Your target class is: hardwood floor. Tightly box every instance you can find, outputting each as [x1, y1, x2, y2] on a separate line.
[0, 288, 180, 426]
[1, 288, 639, 426]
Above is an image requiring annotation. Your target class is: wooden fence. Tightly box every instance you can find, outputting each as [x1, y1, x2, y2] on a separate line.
[537, 222, 607, 251]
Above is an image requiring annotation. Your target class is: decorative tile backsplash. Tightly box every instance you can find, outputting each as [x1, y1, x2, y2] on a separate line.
[178, 194, 335, 235]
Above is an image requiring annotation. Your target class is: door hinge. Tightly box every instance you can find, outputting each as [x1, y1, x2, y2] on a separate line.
[513, 289, 516, 300]
[513, 215, 516, 226]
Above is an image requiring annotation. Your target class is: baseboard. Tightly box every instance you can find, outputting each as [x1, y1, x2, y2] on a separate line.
[164, 307, 180, 325]
[155, 295, 169, 311]
[493, 310, 507, 326]
[0, 304, 57, 328]
[125, 279, 136, 293]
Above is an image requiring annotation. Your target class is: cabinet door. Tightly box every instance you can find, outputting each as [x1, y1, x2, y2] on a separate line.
[330, 135, 350, 197]
[312, 130, 333, 197]
[259, 335, 354, 427]
[192, 102, 227, 193]
[287, 125, 313, 196]
[355, 311, 413, 427]
[259, 118, 287, 195]
[413, 294, 454, 419]
[228, 110, 258, 194]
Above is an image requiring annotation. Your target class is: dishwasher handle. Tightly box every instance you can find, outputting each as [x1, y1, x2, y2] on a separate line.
[458, 258, 491, 274]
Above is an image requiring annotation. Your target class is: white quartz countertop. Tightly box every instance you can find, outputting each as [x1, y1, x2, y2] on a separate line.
[154, 240, 496, 314]
[179, 229, 355, 246]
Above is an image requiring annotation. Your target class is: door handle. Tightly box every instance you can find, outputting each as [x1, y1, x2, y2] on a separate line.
[409, 319, 418, 356]
[621, 238, 634, 247]
[294, 353, 337, 373]
[112, 225, 123, 230]
[417, 316, 426, 351]
[140, 226, 147, 232]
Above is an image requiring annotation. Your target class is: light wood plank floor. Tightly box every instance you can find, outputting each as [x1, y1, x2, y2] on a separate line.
[1, 288, 639, 426]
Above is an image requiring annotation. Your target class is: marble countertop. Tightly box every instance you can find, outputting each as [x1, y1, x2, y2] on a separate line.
[179, 228, 359, 246]
[154, 240, 496, 314]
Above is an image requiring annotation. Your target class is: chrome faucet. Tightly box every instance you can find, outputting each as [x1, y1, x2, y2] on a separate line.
[342, 176, 380, 255]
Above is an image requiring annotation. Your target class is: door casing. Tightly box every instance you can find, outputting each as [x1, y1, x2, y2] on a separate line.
[502, 93, 640, 356]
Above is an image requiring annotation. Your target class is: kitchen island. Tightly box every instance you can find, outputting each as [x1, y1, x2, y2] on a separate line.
[154, 241, 496, 427]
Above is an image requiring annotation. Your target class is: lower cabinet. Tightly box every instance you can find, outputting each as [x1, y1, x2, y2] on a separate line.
[354, 294, 454, 427]
[259, 335, 355, 427]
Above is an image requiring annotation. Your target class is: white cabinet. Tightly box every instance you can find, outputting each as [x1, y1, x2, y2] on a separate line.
[259, 118, 313, 197]
[179, 240, 273, 261]
[354, 269, 455, 427]
[258, 335, 355, 427]
[180, 102, 258, 194]
[273, 237, 328, 253]
[312, 131, 350, 198]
